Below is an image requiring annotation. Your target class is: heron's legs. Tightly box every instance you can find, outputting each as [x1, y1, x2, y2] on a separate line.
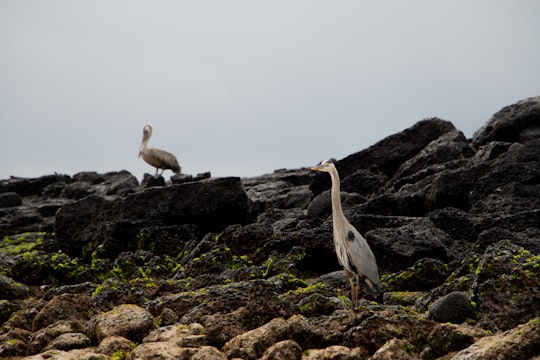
[346, 270, 359, 309]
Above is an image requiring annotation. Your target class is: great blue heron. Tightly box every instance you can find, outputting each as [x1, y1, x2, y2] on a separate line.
[138, 124, 182, 176]
[311, 159, 381, 307]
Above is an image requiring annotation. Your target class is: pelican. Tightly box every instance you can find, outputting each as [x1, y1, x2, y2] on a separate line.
[138, 124, 181, 176]
[312, 159, 381, 307]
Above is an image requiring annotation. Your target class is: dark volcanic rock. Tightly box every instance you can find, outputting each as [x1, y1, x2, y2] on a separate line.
[55, 177, 249, 258]
[366, 218, 450, 272]
[310, 117, 456, 196]
[0, 192, 22, 207]
[472, 240, 540, 331]
[0, 274, 32, 300]
[429, 292, 476, 324]
[473, 96, 540, 147]
[394, 129, 474, 179]
[0, 174, 71, 197]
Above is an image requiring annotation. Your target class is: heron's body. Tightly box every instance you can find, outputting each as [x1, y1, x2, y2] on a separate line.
[138, 124, 181, 176]
[312, 160, 380, 307]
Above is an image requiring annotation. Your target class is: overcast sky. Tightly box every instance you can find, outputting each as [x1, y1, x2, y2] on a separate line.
[1, 1, 539, 181]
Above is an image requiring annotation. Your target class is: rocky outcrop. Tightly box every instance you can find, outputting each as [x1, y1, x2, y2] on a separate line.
[0, 97, 539, 359]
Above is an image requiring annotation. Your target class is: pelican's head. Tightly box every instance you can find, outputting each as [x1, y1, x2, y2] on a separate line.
[142, 124, 153, 138]
[311, 159, 336, 172]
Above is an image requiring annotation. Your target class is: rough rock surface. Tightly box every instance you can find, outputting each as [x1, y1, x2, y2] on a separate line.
[0, 97, 539, 359]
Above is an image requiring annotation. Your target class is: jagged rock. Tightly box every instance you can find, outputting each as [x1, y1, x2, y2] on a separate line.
[341, 167, 388, 197]
[191, 346, 227, 360]
[0, 300, 12, 325]
[33, 294, 96, 332]
[310, 117, 457, 195]
[0, 274, 31, 300]
[383, 258, 448, 292]
[383, 291, 426, 307]
[394, 129, 474, 179]
[61, 181, 94, 199]
[472, 240, 540, 331]
[304, 345, 370, 360]
[98, 170, 139, 196]
[55, 177, 249, 258]
[428, 207, 478, 243]
[340, 308, 437, 354]
[0, 337, 29, 357]
[0, 192, 22, 207]
[473, 141, 512, 162]
[0, 174, 71, 197]
[222, 317, 287, 360]
[370, 338, 418, 360]
[140, 173, 166, 187]
[428, 292, 475, 324]
[243, 168, 314, 214]
[366, 218, 450, 272]
[297, 294, 347, 317]
[473, 96, 540, 147]
[260, 339, 302, 360]
[201, 281, 295, 348]
[452, 318, 540, 360]
[128, 342, 197, 360]
[29, 320, 85, 354]
[422, 322, 487, 359]
[86, 304, 154, 343]
[96, 335, 134, 356]
[307, 189, 365, 220]
[44, 332, 91, 351]
[314, 271, 350, 290]
[142, 322, 206, 348]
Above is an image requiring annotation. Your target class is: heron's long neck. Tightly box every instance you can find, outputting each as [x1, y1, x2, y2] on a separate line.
[329, 167, 346, 227]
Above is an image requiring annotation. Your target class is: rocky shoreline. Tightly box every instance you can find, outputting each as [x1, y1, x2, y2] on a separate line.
[1, 97, 539, 359]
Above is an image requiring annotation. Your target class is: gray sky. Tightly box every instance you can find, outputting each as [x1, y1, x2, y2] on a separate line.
[1, 1, 539, 180]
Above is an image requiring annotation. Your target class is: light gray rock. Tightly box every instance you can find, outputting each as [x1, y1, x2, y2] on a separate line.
[86, 304, 154, 343]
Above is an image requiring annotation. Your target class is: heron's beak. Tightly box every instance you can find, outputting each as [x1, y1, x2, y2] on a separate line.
[311, 165, 323, 171]
[138, 150, 142, 158]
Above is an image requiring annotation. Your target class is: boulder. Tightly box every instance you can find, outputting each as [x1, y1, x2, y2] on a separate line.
[55, 177, 249, 258]
[85, 304, 154, 343]
[428, 292, 476, 324]
[394, 129, 474, 179]
[473, 96, 540, 147]
[452, 318, 540, 360]
[472, 240, 540, 331]
[260, 339, 302, 360]
[44, 332, 91, 351]
[32, 294, 96, 332]
[0, 192, 22, 207]
[366, 218, 450, 272]
[370, 338, 418, 360]
[0, 274, 31, 300]
[310, 117, 456, 196]
[127, 342, 197, 360]
[0, 174, 70, 197]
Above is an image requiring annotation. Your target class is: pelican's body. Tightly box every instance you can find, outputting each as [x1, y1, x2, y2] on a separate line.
[312, 160, 380, 307]
[138, 124, 181, 176]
